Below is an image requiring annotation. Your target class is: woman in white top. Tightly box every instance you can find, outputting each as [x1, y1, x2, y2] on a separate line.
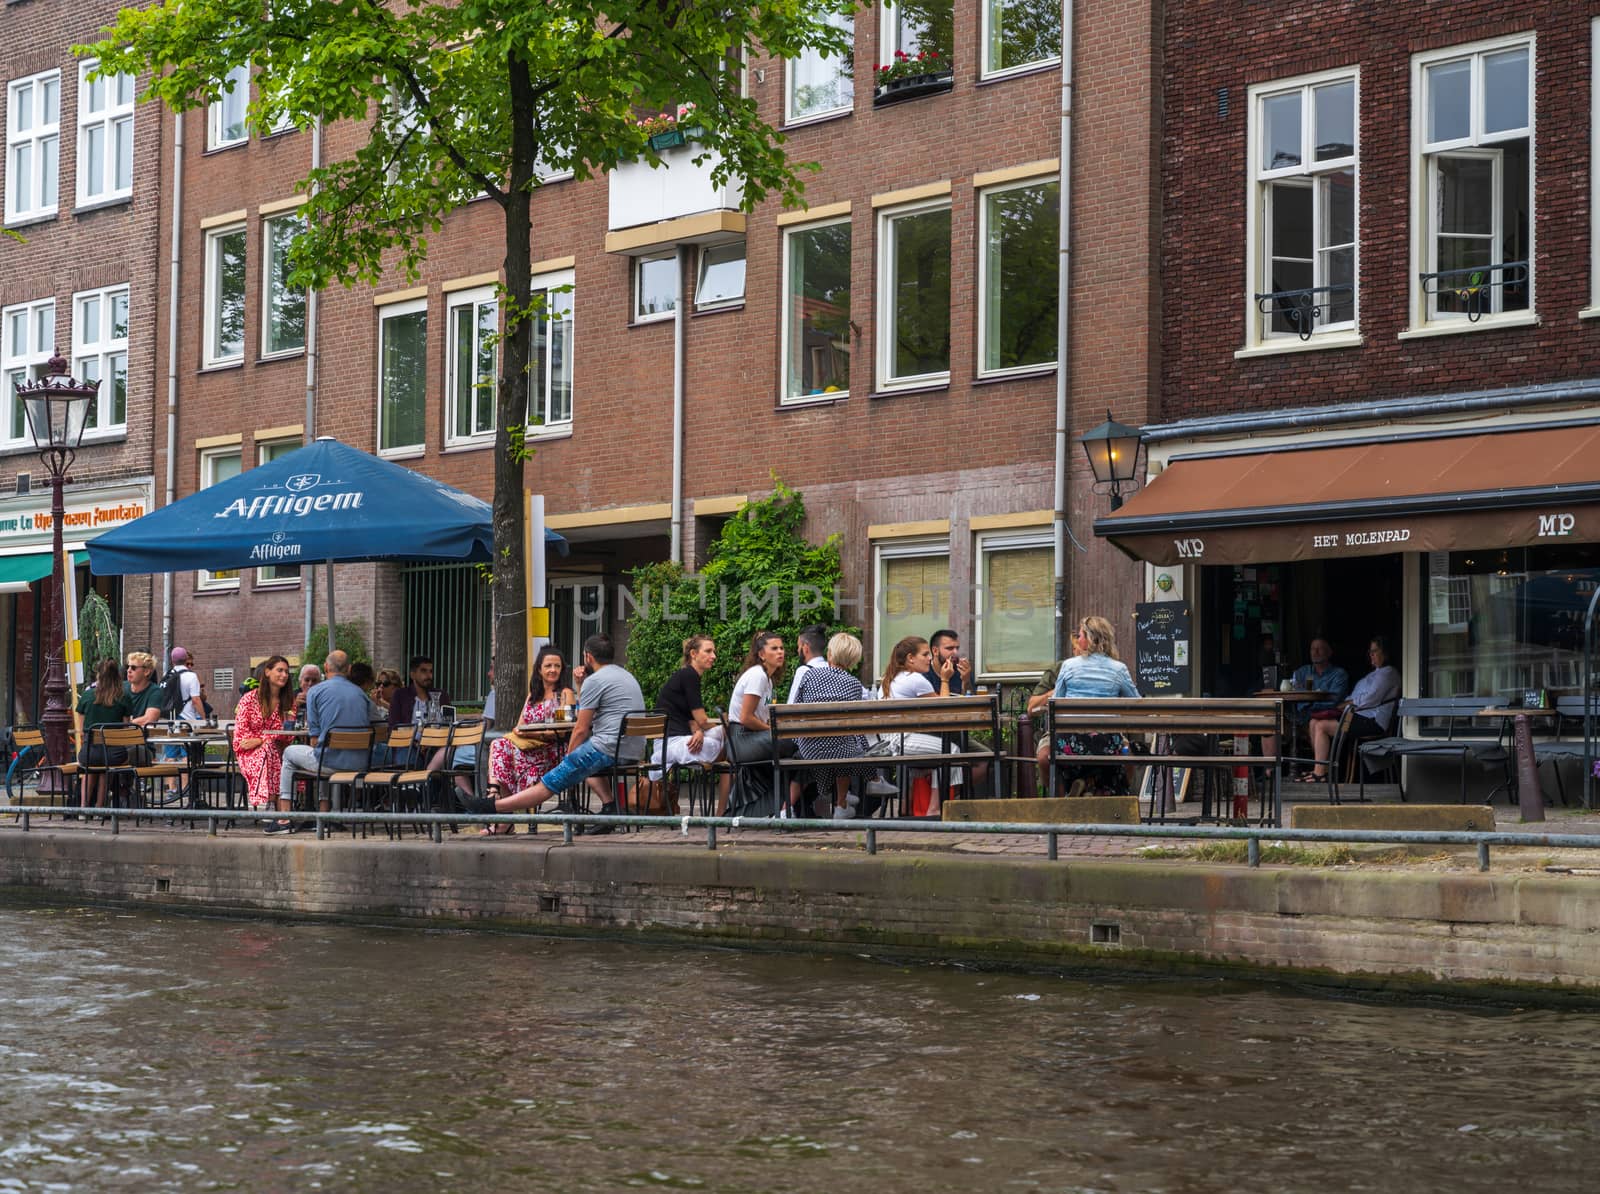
[1305, 636, 1401, 782]
[725, 630, 794, 813]
[878, 636, 962, 814]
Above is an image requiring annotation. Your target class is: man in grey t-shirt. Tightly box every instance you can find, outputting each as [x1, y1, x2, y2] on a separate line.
[458, 633, 644, 832]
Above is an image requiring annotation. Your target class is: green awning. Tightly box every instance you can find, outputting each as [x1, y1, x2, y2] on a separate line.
[0, 550, 89, 586]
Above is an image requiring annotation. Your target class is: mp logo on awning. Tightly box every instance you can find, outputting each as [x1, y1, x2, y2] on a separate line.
[1174, 538, 1205, 558]
[1538, 513, 1576, 537]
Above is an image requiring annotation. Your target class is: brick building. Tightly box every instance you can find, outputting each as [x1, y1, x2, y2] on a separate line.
[0, 0, 162, 724]
[1098, 2, 1600, 714]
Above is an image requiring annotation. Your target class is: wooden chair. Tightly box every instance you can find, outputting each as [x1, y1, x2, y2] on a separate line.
[312, 728, 379, 817]
[6, 726, 80, 816]
[86, 724, 182, 816]
[601, 713, 668, 827]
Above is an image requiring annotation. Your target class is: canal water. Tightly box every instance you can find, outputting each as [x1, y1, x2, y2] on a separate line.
[2, 904, 1598, 1192]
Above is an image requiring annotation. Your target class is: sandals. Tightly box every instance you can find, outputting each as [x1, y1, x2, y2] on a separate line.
[1296, 772, 1328, 784]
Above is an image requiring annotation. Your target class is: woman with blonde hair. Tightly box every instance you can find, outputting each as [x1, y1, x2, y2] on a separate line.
[1030, 615, 1138, 795]
[793, 632, 870, 820]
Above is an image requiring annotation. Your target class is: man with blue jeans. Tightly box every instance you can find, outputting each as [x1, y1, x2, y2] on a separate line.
[459, 633, 644, 834]
[270, 650, 374, 834]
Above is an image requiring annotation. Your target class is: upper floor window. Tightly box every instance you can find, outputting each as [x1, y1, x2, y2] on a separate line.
[446, 286, 497, 448]
[207, 64, 249, 150]
[77, 62, 134, 208]
[876, 199, 951, 389]
[530, 271, 573, 432]
[1, 298, 54, 444]
[981, 0, 1060, 80]
[634, 253, 678, 324]
[261, 212, 307, 357]
[1247, 70, 1357, 345]
[696, 241, 746, 309]
[786, 11, 854, 124]
[257, 438, 302, 584]
[781, 217, 852, 403]
[203, 223, 247, 367]
[377, 298, 427, 456]
[198, 448, 243, 589]
[73, 285, 129, 435]
[978, 175, 1059, 375]
[6, 71, 60, 223]
[1413, 38, 1532, 327]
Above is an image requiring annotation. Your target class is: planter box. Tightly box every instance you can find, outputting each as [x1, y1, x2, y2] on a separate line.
[874, 71, 955, 107]
[647, 128, 686, 151]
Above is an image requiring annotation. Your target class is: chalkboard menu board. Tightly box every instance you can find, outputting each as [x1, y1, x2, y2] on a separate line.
[1134, 602, 1192, 696]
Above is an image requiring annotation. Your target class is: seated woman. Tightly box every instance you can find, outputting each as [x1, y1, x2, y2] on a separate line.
[1304, 635, 1401, 783]
[724, 630, 794, 816]
[484, 645, 576, 832]
[651, 635, 730, 811]
[794, 633, 870, 820]
[877, 635, 963, 815]
[76, 658, 133, 811]
[233, 656, 295, 824]
[1028, 615, 1139, 796]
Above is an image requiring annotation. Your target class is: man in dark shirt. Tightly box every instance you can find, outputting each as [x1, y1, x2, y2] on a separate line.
[926, 628, 974, 695]
[387, 655, 450, 728]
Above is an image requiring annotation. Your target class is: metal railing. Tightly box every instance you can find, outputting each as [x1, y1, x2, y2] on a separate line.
[1253, 284, 1356, 341]
[7, 805, 1600, 873]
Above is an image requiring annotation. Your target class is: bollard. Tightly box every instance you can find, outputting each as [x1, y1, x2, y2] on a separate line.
[20, 811, 28, 832]
[866, 828, 877, 855]
[1048, 831, 1058, 861]
[706, 824, 717, 851]
[1247, 837, 1260, 867]
[111, 812, 120, 836]
[1477, 841, 1490, 872]
[562, 820, 573, 844]
[208, 817, 217, 837]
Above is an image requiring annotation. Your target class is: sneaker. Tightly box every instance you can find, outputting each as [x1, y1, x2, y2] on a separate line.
[845, 792, 860, 808]
[778, 805, 790, 820]
[264, 820, 293, 835]
[864, 778, 898, 798]
[456, 792, 496, 816]
[832, 806, 856, 821]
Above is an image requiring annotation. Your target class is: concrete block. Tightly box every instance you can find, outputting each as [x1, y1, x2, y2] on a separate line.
[1288, 804, 1496, 832]
[943, 796, 1141, 824]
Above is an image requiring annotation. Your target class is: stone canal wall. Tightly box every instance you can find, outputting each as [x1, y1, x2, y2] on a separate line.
[2, 832, 1598, 1000]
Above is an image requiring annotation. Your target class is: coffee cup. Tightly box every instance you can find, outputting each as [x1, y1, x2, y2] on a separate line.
[1279, 679, 1293, 693]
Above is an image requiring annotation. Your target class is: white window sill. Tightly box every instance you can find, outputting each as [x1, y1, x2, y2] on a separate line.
[259, 347, 306, 363]
[874, 375, 951, 398]
[1235, 331, 1364, 359]
[253, 578, 302, 590]
[974, 362, 1058, 383]
[1398, 311, 1540, 340]
[783, 107, 852, 131]
[79, 430, 128, 446]
[693, 299, 745, 315]
[526, 424, 573, 442]
[199, 358, 245, 373]
[204, 140, 247, 155]
[378, 446, 425, 462]
[779, 392, 848, 410]
[74, 194, 132, 216]
[1580, 306, 1600, 321]
[976, 58, 1062, 86]
[4, 210, 58, 230]
[632, 312, 676, 326]
[195, 583, 241, 595]
[442, 438, 495, 454]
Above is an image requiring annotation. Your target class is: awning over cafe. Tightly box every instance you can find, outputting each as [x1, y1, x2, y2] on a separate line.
[1094, 423, 1600, 566]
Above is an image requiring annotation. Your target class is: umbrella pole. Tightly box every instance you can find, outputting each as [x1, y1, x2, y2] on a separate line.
[326, 561, 336, 655]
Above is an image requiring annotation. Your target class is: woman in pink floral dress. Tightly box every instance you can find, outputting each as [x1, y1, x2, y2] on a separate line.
[485, 647, 575, 830]
[233, 656, 295, 813]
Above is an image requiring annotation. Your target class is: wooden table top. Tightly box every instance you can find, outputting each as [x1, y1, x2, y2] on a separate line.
[1476, 706, 1559, 718]
[1253, 689, 1331, 701]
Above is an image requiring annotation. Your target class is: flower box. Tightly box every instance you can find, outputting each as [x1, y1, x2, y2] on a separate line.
[873, 70, 955, 107]
[648, 128, 687, 151]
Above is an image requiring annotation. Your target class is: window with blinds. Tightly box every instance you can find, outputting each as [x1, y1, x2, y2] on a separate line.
[875, 547, 950, 676]
[978, 537, 1054, 676]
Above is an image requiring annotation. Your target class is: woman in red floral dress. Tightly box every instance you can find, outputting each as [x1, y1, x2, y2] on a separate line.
[483, 646, 575, 832]
[232, 656, 295, 813]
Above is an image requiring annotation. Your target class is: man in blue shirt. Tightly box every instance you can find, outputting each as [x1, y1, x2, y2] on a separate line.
[1290, 638, 1350, 714]
[270, 650, 375, 834]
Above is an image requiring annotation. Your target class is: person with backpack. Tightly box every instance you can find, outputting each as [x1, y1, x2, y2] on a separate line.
[159, 647, 206, 723]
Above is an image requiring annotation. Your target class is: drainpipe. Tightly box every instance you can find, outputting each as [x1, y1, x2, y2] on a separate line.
[1051, 0, 1076, 661]
[670, 244, 689, 564]
[303, 118, 322, 647]
[160, 109, 185, 664]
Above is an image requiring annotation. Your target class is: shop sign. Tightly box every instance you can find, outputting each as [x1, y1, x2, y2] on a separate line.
[0, 484, 150, 551]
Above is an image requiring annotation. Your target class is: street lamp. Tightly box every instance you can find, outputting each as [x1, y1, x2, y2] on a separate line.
[15, 351, 96, 779]
[1079, 410, 1144, 510]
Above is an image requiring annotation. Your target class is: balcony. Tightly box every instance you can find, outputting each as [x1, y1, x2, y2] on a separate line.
[606, 139, 745, 255]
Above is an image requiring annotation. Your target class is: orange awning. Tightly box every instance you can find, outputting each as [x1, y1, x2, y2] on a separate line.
[1094, 423, 1600, 566]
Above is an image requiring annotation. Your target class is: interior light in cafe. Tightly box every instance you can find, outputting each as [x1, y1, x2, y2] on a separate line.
[1080, 410, 1144, 510]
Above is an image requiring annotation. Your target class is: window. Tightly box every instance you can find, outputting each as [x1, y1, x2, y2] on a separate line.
[786, 10, 854, 123]
[696, 241, 746, 308]
[981, 0, 1061, 80]
[529, 271, 573, 431]
[975, 532, 1053, 677]
[6, 70, 60, 223]
[1413, 38, 1532, 325]
[208, 64, 249, 150]
[77, 62, 134, 207]
[262, 212, 307, 356]
[203, 224, 247, 367]
[876, 200, 950, 388]
[881, 0, 953, 65]
[781, 218, 852, 403]
[551, 580, 605, 669]
[979, 176, 1059, 374]
[1, 298, 54, 444]
[634, 253, 678, 323]
[1247, 71, 1357, 343]
[72, 285, 129, 435]
[446, 286, 497, 447]
[198, 449, 243, 589]
[873, 540, 950, 677]
[377, 299, 427, 455]
[256, 439, 301, 584]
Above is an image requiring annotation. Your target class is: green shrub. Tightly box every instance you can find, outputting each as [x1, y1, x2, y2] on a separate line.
[302, 621, 372, 669]
[77, 591, 120, 672]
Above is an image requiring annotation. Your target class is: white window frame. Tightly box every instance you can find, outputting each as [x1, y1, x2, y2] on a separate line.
[872, 537, 952, 678]
[76, 61, 134, 209]
[1, 298, 55, 447]
[5, 69, 61, 224]
[260, 212, 307, 359]
[633, 253, 678, 324]
[445, 285, 498, 449]
[1590, 19, 1600, 318]
[973, 529, 1054, 680]
[376, 297, 428, 458]
[72, 284, 130, 437]
[879, 0, 950, 63]
[980, 0, 1062, 82]
[198, 447, 243, 590]
[695, 240, 746, 310]
[785, 10, 854, 126]
[528, 269, 574, 436]
[1242, 68, 1360, 351]
[780, 216, 853, 406]
[203, 223, 247, 368]
[1407, 35, 1535, 333]
[255, 438, 302, 585]
[207, 63, 250, 150]
[875, 197, 952, 391]
[976, 173, 1060, 377]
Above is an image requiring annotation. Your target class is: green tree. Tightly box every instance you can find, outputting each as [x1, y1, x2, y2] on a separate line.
[83, 0, 857, 733]
[302, 621, 373, 669]
[77, 592, 120, 673]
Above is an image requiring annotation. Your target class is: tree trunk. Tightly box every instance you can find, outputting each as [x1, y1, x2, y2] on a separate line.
[491, 49, 537, 746]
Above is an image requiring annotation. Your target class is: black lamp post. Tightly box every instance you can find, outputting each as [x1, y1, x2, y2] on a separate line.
[1080, 410, 1144, 510]
[15, 351, 96, 777]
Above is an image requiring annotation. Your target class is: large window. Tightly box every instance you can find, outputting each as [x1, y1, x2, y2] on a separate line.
[877, 200, 950, 388]
[257, 439, 302, 584]
[634, 253, 678, 323]
[530, 271, 573, 432]
[786, 11, 854, 124]
[1249, 71, 1357, 343]
[198, 448, 243, 589]
[696, 241, 746, 309]
[782, 218, 852, 403]
[882, 0, 953, 65]
[77, 62, 134, 207]
[377, 298, 427, 455]
[73, 285, 129, 435]
[1414, 38, 1532, 325]
[446, 286, 497, 448]
[207, 64, 249, 150]
[874, 540, 951, 677]
[981, 0, 1060, 80]
[262, 213, 307, 357]
[1, 298, 54, 444]
[203, 224, 247, 367]
[975, 532, 1054, 677]
[979, 177, 1059, 374]
[6, 70, 60, 223]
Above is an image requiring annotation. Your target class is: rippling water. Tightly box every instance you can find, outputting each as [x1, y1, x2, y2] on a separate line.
[2, 903, 1598, 1191]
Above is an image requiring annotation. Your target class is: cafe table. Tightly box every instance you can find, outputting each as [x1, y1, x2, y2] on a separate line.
[1251, 689, 1330, 770]
[1475, 706, 1559, 822]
